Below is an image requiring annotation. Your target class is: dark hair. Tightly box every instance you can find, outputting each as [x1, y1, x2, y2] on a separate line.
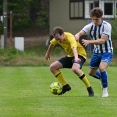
[53, 26, 64, 37]
[90, 7, 103, 18]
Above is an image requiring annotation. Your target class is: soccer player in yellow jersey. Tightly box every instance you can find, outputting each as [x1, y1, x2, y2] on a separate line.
[45, 26, 94, 97]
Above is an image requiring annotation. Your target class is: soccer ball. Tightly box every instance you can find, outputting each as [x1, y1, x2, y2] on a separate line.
[50, 82, 62, 95]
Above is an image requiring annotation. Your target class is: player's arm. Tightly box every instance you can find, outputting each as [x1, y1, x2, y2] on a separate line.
[75, 30, 85, 41]
[45, 44, 54, 60]
[67, 34, 81, 62]
[68, 34, 81, 62]
[82, 34, 108, 47]
[70, 36, 81, 62]
[72, 47, 81, 63]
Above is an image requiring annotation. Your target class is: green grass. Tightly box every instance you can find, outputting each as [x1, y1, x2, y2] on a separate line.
[0, 66, 117, 117]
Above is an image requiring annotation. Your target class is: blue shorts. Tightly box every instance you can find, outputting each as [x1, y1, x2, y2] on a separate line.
[90, 52, 113, 68]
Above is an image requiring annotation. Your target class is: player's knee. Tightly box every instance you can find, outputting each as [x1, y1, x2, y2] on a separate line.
[99, 63, 108, 72]
[88, 71, 94, 76]
[49, 64, 55, 72]
[72, 66, 80, 74]
[72, 67, 76, 73]
[99, 67, 105, 72]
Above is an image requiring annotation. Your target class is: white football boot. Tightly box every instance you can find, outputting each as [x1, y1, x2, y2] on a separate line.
[102, 88, 109, 97]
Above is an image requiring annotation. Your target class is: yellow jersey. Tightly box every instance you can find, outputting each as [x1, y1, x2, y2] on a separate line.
[50, 32, 87, 59]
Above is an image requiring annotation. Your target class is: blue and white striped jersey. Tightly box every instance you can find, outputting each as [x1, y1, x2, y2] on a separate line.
[82, 20, 113, 53]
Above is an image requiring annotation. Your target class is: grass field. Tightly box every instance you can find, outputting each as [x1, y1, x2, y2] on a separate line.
[0, 66, 117, 117]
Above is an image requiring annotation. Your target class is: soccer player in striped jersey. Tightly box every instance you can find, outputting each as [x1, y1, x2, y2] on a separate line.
[45, 26, 94, 97]
[75, 7, 113, 97]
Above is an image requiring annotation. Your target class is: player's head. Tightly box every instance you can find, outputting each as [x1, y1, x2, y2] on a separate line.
[90, 7, 103, 26]
[53, 26, 65, 43]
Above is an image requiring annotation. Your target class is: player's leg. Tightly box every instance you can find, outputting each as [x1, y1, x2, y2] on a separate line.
[89, 53, 101, 79]
[93, 70, 101, 79]
[72, 63, 91, 88]
[50, 56, 72, 94]
[99, 52, 113, 97]
[50, 60, 67, 86]
[99, 62, 108, 97]
[72, 55, 94, 97]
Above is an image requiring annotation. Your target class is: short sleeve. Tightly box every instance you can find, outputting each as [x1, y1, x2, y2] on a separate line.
[102, 23, 111, 36]
[50, 38, 58, 45]
[82, 23, 92, 35]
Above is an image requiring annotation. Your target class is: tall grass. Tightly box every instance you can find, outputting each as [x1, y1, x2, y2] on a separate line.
[0, 46, 65, 66]
[0, 46, 117, 66]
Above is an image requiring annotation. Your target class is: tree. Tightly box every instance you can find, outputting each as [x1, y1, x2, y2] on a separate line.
[0, 0, 49, 33]
[111, 12, 117, 55]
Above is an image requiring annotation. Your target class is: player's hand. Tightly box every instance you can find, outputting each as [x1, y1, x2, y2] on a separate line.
[82, 39, 90, 46]
[45, 53, 50, 60]
[74, 57, 81, 63]
[74, 35, 79, 41]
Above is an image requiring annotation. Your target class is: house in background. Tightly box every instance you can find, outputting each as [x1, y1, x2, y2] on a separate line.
[49, 0, 117, 54]
[49, 0, 117, 38]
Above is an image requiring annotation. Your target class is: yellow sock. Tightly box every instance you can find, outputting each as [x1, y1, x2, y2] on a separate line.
[79, 73, 91, 88]
[54, 70, 67, 86]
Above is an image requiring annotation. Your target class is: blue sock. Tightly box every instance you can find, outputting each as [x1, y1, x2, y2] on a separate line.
[93, 71, 101, 79]
[101, 71, 108, 88]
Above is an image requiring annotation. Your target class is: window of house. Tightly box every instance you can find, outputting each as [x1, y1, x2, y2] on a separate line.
[89, 1, 99, 12]
[104, 3, 113, 15]
[89, 3, 93, 11]
[69, 0, 84, 19]
[101, 1, 114, 18]
[94, 1, 99, 7]
[85, 0, 116, 19]
[105, 3, 113, 15]
[85, 0, 94, 18]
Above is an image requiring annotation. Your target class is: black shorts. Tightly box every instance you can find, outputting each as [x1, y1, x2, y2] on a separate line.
[58, 55, 86, 69]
